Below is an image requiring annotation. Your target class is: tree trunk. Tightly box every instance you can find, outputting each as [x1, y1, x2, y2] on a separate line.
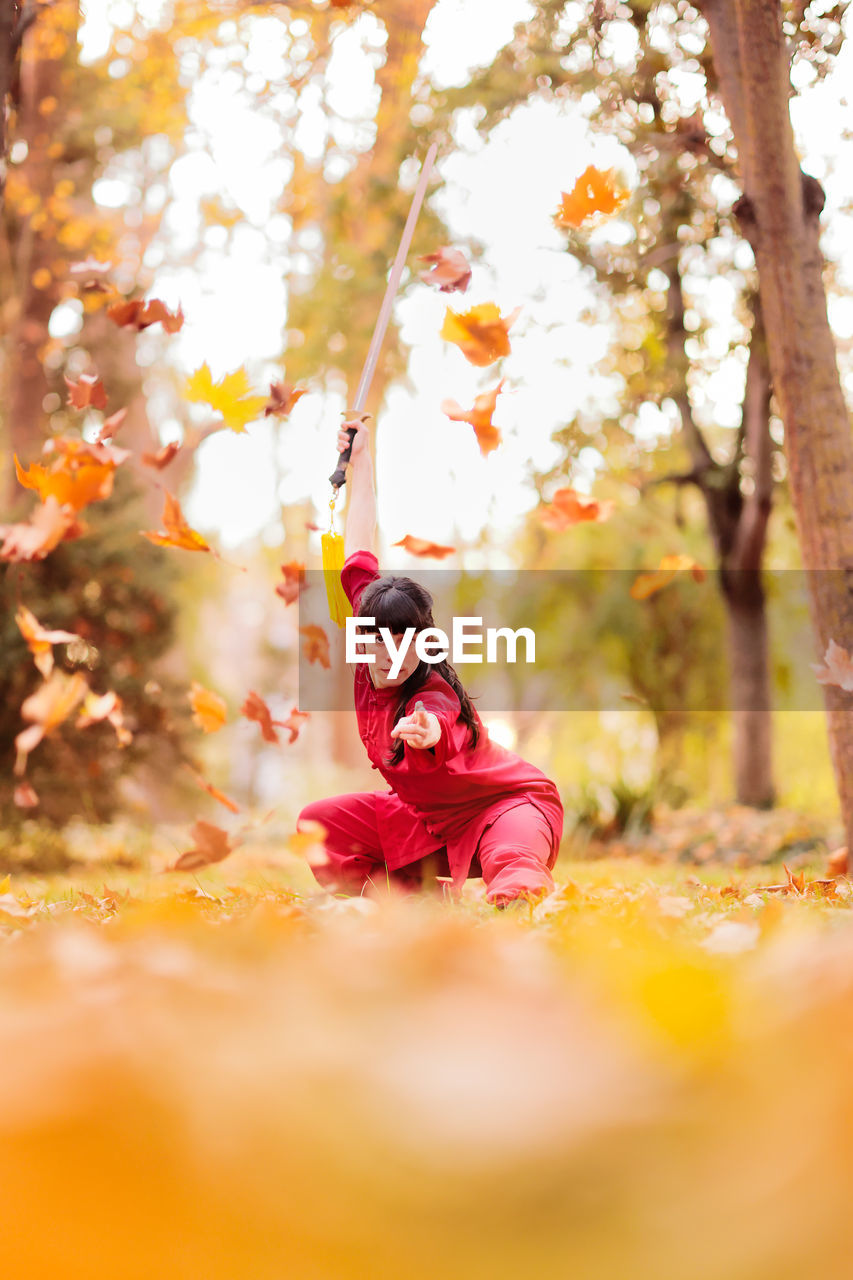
[700, 0, 853, 843]
[724, 577, 775, 806]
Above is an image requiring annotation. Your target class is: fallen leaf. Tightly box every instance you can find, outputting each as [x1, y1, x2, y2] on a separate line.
[281, 708, 310, 744]
[391, 535, 456, 560]
[441, 380, 505, 456]
[189, 682, 228, 733]
[15, 670, 89, 774]
[419, 247, 472, 293]
[77, 690, 133, 746]
[538, 487, 615, 531]
[15, 437, 129, 512]
[183, 764, 241, 814]
[811, 639, 853, 693]
[554, 165, 630, 229]
[440, 303, 520, 367]
[141, 492, 212, 553]
[15, 605, 79, 678]
[171, 820, 235, 871]
[64, 372, 108, 410]
[263, 382, 308, 418]
[275, 561, 306, 605]
[184, 362, 268, 433]
[299, 625, 331, 669]
[827, 846, 849, 877]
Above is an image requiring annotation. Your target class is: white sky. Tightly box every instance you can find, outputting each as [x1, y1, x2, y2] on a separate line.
[77, 0, 853, 562]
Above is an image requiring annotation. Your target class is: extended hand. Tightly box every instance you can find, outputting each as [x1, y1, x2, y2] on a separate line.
[389, 701, 441, 750]
[337, 417, 370, 462]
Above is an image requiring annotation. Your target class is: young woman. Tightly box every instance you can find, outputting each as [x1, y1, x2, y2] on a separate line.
[297, 418, 563, 906]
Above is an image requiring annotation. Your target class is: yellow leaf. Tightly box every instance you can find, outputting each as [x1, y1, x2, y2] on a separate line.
[184, 363, 267, 433]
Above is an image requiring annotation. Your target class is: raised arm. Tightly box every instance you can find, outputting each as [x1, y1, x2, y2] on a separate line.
[339, 417, 376, 559]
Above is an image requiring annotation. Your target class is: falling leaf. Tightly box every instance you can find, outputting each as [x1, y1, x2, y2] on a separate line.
[183, 763, 241, 814]
[630, 555, 707, 600]
[240, 691, 284, 744]
[184, 362, 268, 433]
[14, 670, 89, 775]
[189, 682, 228, 733]
[263, 382, 308, 418]
[15, 437, 129, 512]
[276, 561, 306, 605]
[171, 820, 235, 871]
[392, 535, 457, 560]
[0, 496, 82, 562]
[287, 819, 329, 868]
[77, 690, 132, 746]
[440, 303, 520, 367]
[95, 408, 128, 443]
[141, 492, 212, 553]
[554, 165, 630, 229]
[441, 380, 505, 456]
[281, 708, 311, 744]
[107, 297, 184, 332]
[538, 487, 615, 531]
[811, 639, 853, 693]
[299, 625, 331, 669]
[13, 781, 39, 809]
[419, 247, 472, 294]
[141, 441, 180, 470]
[64, 372, 108, 410]
[15, 605, 79, 679]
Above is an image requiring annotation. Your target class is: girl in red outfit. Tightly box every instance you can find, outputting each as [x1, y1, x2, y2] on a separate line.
[297, 418, 563, 907]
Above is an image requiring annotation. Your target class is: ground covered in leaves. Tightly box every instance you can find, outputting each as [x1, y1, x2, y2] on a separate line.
[3, 809, 853, 1280]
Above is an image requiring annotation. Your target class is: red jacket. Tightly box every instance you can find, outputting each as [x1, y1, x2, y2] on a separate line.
[341, 550, 564, 886]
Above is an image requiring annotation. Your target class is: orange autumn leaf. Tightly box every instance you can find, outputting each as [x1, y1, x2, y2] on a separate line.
[14, 670, 89, 775]
[811, 639, 853, 693]
[554, 165, 630, 229]
[392, 535, 457, 560]
[15, 605, 79, 679]
[171, 820, 235, 871]
[95, 408, 128, 443]
[141, 492, 212, 553]
[287, 819, 329, 868]
[183, 763, 241, 814]
[189, 682, 228, 733]
[107, 297, 184, 333]
[275, 561, 306, 605]
[281, 708, 311, 744]
[263, 382, 308, 418]
[0, 496, 83, 562]
[827, 846, 849, 877]
[141, 441, 180, 470]
[630, 555, 707, 600]
[538, 487, 615, 531]
[299, 625, 331, 669]
[440, 303, 520, 367]
[419, 247, 472, 294]
[76, 690, 132, 746]
[441, 380, 505, 456]
[64, 372, 107, 410]
[241, 691, 283, 744]
[15, 437, 129, 512]
[13, 780, 39, 809]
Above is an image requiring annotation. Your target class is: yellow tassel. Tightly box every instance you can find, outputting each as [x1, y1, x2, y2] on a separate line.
[321, 529, 353, 629]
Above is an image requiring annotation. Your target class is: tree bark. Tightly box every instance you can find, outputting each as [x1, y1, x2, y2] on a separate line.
[700, 0, 853, 841]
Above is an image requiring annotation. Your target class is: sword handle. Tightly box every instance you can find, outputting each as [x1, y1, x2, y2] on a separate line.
[329, 426, 357, 489]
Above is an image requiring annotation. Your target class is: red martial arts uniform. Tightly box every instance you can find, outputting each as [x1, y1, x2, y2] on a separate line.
[298, 549, 564, 903]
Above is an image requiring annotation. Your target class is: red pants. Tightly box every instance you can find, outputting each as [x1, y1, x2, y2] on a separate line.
[297, 792, 556, 906]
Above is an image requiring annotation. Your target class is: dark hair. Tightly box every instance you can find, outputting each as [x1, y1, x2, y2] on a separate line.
[359, 574, 481, 768]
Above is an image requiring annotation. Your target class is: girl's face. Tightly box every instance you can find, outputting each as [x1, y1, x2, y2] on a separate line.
[365, 631, 422, 689]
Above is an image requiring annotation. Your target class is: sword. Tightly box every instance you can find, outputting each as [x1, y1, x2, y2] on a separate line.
[329, 141, 438, 491]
